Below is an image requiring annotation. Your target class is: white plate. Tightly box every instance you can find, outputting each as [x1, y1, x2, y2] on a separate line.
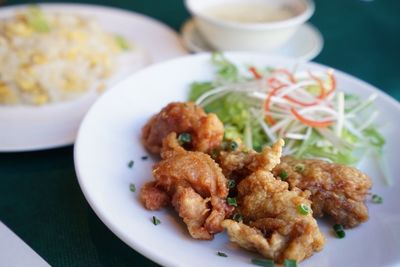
[181, 19, 323, 61]
[74, 53, 400, 267]
[0, 3, 187, 152]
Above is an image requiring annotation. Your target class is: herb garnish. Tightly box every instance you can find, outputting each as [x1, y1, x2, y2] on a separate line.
[115, 35, 130, 50]
[278, 170, 288, 180]
[297, 203, 310, 215]
[232, 213, 243, 222]
[227, 179, 236, 189]
[217, 251, 227, 257]
[294, 163, 305, 173]
[227, 197, 237, 207]
[251, 258, 274, 267]
[333, 224, 345, 238]
[283, 259, 297, 267]
[178, 132, 192, 145]
[129, 183, 136, 192]
[152, 216, 161, 226]
[128, 160, 134, 168]
[372, 194, 383, 204]
[229, 141, 238, 151]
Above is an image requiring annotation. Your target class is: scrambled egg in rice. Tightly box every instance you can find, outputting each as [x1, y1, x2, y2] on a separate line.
[0, 6, 130, 105]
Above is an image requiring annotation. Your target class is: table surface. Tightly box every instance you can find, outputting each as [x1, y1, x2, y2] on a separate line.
[0, 0, 399, 266]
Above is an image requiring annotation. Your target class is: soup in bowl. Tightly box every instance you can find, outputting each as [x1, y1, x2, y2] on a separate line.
[185, 0, 314, 52]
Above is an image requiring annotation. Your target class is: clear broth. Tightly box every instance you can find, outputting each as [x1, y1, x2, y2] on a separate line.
[205, 4, 295, 23]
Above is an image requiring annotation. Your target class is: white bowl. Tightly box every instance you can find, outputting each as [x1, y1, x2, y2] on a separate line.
[185, 0, 315, 52]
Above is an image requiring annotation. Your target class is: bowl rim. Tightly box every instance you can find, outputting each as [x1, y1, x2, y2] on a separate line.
[185, 0, 315, 30]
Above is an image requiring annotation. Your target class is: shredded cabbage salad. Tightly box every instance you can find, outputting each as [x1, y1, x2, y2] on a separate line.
[189, 53, 385, 170]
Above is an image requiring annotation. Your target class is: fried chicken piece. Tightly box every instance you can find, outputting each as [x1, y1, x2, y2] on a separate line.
[142, 102, 224, 154]
[216, 141, 282, 187]
[222, 140, 325, 263]
[140, 133, 233, 240]
[217, 142, 372, 228]
[172, 186, 214, 240]
[223, 141, 325, 262]
[272, 156, 372, 228]
[140, 181, 170, 210]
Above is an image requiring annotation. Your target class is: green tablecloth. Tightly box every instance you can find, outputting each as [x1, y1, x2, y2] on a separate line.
[0, 1, 399, 266]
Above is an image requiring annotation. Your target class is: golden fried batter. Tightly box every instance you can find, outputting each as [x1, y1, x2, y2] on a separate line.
[222, 140, 325, 263]
[172, 186, 214, 240]
[273, 156, 372, 228]
[140, 133, 233, 240]
[217, 142, 372, 228]
[139, 181, 170, 210]
[139, 101, 372, 262]
[142, 102, 224, 154]
[216, 141, 281, 180]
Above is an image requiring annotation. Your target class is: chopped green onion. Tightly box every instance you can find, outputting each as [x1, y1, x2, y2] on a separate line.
[115, 35, 130, 50]
[152, 216, 161, 226]
[251, 258, 275, 267]
[333, 223, 344, 231]
[229, 141, 239, 151]
[141, 156, 148, 160]
[232, 213, 243, 222]
[227, 197, 237, 207]
[297, 203, 310, 215]
[372, 194, 383, 204]
[211, 148, 220, 159]
[217, 251, 227, 257]
[278, 170, 288, 181]
[129, 183, 136, 192]
[294, 163, 305, 173]
[128, 160, 134, 168]
[27, 5, 50, 33]
[283, 259, 297, 267]
[178, 132, 192, 145]
[223, 140, 239, 151]
[333, 224, 345, 238]
[227, 179, 236, 189]
[334, 229, 346, 239]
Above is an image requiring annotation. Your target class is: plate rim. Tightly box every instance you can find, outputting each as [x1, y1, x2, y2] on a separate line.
[74, 52, 400, 267]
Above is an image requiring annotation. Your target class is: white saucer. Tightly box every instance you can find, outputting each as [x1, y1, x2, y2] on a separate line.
[181, 19, 323, 61]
